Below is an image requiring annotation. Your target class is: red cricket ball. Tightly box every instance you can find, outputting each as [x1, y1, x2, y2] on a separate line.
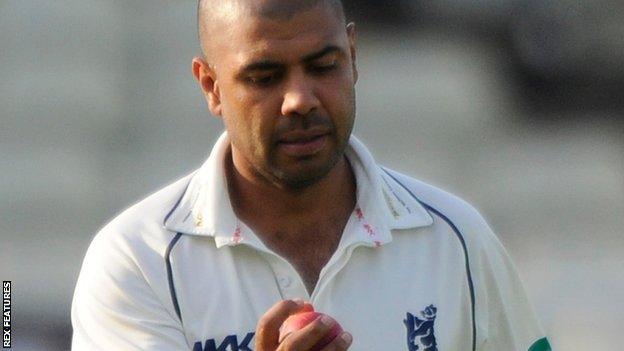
[279, 311, 343, 350]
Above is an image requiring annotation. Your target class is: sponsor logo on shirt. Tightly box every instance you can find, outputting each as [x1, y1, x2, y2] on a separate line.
[404, 304, 438, 351]
[192, 332, 254, 351]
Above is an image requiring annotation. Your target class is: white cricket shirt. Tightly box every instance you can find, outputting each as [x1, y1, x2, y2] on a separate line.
[71, 132, 551, 351]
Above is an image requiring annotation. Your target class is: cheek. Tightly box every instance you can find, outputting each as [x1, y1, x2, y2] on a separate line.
[221, 88, 264, 132]
[226, 102, 277, 157]
[243, 93, 281, 137]
[322, 81, 355, 127]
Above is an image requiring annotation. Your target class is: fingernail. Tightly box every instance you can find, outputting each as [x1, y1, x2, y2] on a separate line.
[320, 315, 333, 325]
[340, 332, 353, 345]
[292, 298, 305, 306]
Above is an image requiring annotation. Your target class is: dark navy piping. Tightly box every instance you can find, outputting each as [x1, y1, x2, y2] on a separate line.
[162, 176, 194, 227]
[382, 168, 476, 351]
[162, 176, 195, 324]
[165, 232, 184, 324]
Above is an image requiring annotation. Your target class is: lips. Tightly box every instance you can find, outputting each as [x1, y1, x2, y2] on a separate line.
[278, 129, 330, 143]
[277, 129, 330, 156]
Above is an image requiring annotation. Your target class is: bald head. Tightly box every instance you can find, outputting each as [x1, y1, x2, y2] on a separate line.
[197, 0, 345, 59]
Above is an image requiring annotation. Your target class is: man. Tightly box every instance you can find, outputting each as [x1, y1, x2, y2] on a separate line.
[71, 0, 552, 350]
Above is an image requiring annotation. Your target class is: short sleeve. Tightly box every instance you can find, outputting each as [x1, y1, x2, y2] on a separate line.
[475, 226, 552, 351]
[71, 230, 190, 350]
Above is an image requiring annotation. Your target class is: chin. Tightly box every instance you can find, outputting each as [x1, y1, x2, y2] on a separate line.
[274, 167, 331, 190]
[271, 155, 340, 190]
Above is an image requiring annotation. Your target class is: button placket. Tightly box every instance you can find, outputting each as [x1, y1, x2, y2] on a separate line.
[310, 214, 362, 301]
[263, 253, 309, 300]
[278, 276, 292, 288]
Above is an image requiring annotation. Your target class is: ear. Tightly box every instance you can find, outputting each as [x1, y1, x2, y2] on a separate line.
[192, 57, 222, 117]
[346, 22, 358, 84]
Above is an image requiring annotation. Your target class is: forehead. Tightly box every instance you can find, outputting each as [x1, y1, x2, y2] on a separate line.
[249, 0, 328, 20]
[216, 1, 346, 66]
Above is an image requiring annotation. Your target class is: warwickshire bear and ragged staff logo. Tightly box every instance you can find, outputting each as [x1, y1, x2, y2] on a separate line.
[404, 304, 438, 351]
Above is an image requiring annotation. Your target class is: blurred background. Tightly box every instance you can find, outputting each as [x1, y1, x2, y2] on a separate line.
[1, 0, 623, 349]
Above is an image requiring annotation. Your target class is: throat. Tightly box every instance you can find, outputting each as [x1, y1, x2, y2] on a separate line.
[264, 223, 345, 294]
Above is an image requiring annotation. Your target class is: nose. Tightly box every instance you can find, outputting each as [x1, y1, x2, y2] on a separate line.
[280, 72, 320, 117]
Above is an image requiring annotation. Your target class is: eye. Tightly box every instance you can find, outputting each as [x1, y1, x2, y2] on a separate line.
[309, 61, 338, 74]
[247, 75, 275, 86]
[246, 73, 281, 87]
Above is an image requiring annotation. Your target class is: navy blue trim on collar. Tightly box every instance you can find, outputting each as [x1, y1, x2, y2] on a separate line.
[163, 177, 194, 227]
[382, 168, 477, 351]
[165, 232, 184, 324]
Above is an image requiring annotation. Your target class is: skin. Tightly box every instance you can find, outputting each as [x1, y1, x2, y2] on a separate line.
[193, 1, 356, 349]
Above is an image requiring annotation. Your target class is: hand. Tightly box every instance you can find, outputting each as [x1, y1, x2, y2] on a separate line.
[254, 300, 353, 351]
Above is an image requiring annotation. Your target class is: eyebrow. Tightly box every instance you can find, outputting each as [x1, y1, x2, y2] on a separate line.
[301, 45, 342, 63]
[238, 45, 344, 74]
[239, 60, 282, 73]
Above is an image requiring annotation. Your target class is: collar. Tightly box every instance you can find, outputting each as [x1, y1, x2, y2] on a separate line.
[163, 131, 433, 248]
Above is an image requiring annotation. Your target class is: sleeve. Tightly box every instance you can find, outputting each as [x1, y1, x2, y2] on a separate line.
[71, 230, 190, 350]
[474, 226, 552, 351]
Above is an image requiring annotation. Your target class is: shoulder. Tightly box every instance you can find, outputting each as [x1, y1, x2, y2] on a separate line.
[74, 173, 196, 318]
[105, 173, 194, 237]
[97, 173, 194, 245]
[381, 167, 494, 248]
[81, 172, 195, 278]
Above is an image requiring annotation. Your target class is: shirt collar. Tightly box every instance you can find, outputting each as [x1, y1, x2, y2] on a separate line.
[163, 131, 433, 248]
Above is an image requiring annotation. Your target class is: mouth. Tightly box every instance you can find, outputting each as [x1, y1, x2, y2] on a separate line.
[277, 129, 330, 157]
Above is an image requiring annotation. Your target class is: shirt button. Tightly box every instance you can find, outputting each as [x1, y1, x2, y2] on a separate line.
[278, 276, 292, 288]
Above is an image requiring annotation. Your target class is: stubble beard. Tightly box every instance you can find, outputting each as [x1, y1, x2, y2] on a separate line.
[266, 106, 355, 191]
[269, 141, 346, 190]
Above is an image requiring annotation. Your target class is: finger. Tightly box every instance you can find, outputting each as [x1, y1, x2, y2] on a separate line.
[278, 314, 335, 350]
[319, 332, 353, 351]
[299, 302, 315, 313]
[255, 299, 309, 350]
